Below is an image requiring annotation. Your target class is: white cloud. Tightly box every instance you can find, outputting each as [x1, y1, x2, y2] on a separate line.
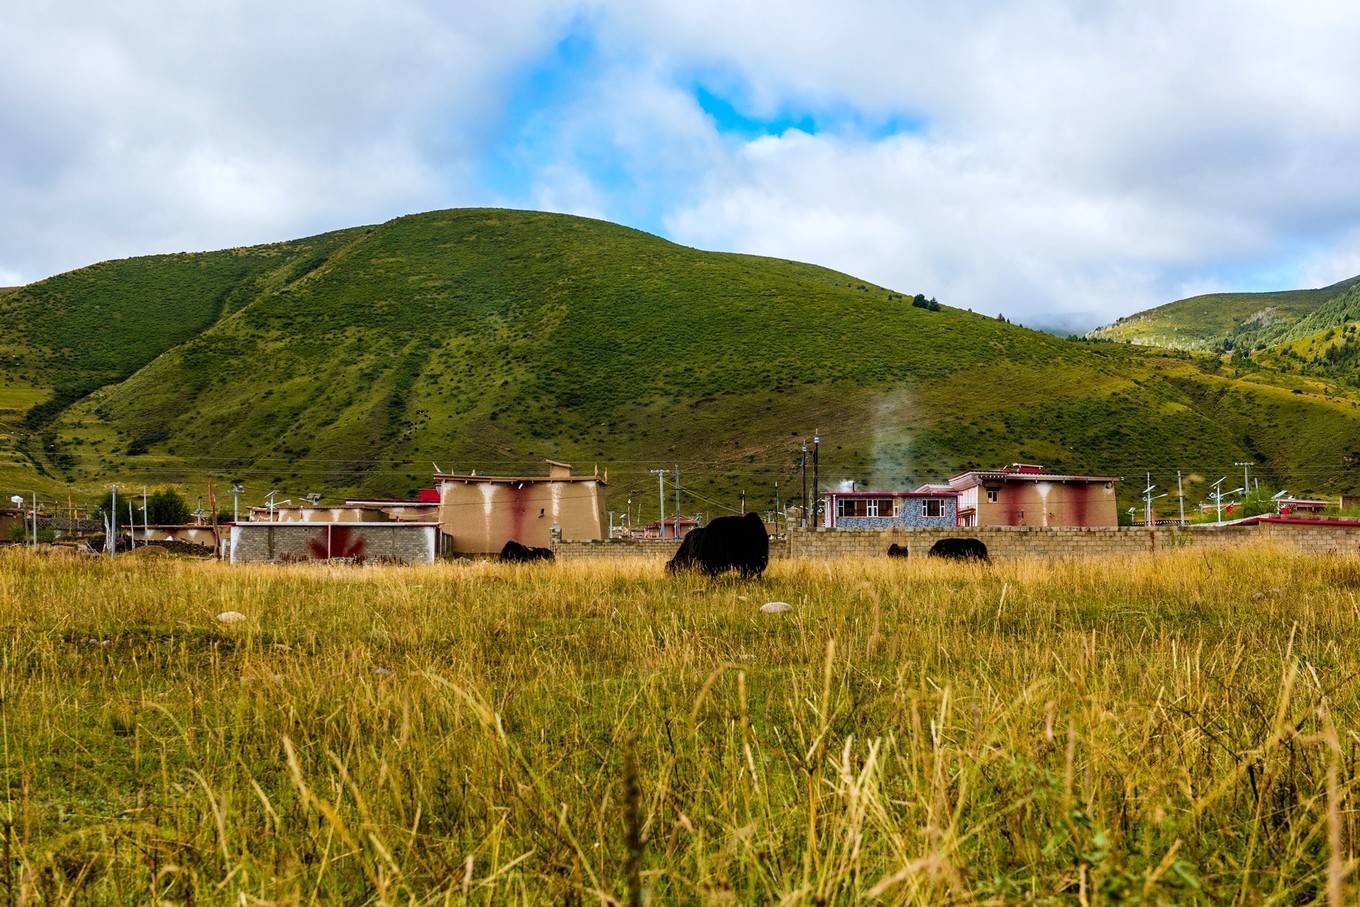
[593, 0, 1360, 325]
[0, 0, 574, 281]
[6, 0, 1360, 328]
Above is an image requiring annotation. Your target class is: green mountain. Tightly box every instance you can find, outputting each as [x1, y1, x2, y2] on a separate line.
[1091, 275, 1360, 351]
[3, 208, 1360, 517]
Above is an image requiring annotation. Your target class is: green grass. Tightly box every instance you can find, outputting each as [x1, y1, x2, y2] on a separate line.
[4, 547, 1360, 902]
[3, 209, 1360, 515]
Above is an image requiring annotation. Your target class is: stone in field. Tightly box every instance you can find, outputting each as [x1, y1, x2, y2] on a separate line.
[760, 601, 793, 614]
[215, 611, 248, 625]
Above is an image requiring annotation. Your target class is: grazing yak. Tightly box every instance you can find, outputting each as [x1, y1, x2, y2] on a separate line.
[886, 543, 910, 558]
[667, 513, 769, 578]
[498, 540, 555, 563]
[927, 538, 989, 561]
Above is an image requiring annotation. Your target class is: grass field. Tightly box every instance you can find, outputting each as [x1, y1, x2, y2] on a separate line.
[3, 548, 1360, 903]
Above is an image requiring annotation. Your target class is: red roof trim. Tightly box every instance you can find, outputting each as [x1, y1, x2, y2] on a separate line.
[1232, 516, 1360, 527]
[823, 490, 960, 498]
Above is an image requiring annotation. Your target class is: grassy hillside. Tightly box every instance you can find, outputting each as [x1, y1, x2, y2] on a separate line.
[1091, 275, 1360, 351]
[3, 208, 1360, 518]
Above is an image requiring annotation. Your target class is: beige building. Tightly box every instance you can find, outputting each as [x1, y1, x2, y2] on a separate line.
[434, 460, 607, 554]
[927, 464, 1120, 528]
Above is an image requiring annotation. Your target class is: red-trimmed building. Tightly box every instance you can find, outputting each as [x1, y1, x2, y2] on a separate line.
[924, 463, 1120, 528]
[822, 489, 960, 529]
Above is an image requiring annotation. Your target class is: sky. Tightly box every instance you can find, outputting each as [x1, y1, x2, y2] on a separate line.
[5, 1, 1360, 331]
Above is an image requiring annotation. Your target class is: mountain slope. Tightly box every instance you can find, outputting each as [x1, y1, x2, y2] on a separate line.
[1091, 275, 1360, 351]
[3, 208, 1360, 515]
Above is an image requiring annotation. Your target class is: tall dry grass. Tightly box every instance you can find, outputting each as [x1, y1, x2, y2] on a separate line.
[0, 546, 1357, 903]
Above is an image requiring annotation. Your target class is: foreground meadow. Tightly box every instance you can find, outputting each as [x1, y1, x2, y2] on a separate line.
[0, 547, 1358, 903]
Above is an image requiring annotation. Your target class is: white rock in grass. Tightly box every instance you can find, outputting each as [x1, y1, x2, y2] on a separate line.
[215, 610, 248, 625]
[760, 601, 793, 614]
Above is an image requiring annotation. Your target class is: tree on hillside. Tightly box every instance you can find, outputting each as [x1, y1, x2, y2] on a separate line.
[95, 488, 192, 524]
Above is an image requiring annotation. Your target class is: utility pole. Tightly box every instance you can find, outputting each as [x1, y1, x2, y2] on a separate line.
[208, 480, 220, 560]
[143, 486, 149, 539]
[674, 462, 680, 540]
[128, 499, 136, 549]
[30, 491, 37, 550]
[800, 443, 808, 528]
[1235, 461, 1254, 502]
[108, 484, 118, 560]
[812, 433, 821, 529]
[774, 481, 781, 533]
[1211, 477, 1225, 523]
[740, 489, 746, 513]
[1177, 469, 1185, 525]
[650, 469, 668, 539]
[231, 482, 244, 523]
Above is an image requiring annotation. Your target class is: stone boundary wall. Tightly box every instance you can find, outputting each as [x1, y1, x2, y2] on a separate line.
[786, 523, 1357, 560]
[1257, 522, 1360, 555]
[550, 522, 1360, 562]
[551, 538, 685, 560]
[231, 523, 438, 564]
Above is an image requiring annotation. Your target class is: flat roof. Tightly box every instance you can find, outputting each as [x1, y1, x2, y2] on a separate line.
[1228, 516, 1360, 528]
[343, 499, 439, 507]
[824, 490, 959, 498]
[949, 470, 1120, 485]
[233, 521, 441, 528]
[434, 473, 605, 485]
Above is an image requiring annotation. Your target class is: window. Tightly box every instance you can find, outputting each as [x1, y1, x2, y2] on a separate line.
[986, 489, 999, 503]
[922, 498, 943, 518]
[836, 497, 896, 518]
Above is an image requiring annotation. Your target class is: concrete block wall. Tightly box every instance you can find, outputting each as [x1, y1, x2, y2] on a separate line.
[231, 524, 437, 563]
[552, 538, 684, 560]
[787, 524, 1266, 560]
[549, 522, 1360, 562]
[1257, 522, 1360, 555]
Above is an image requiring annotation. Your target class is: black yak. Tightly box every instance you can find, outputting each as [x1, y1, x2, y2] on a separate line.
[498, 540, 555, 563]
[666, 513, 768, 578]
[886, 543, 909, 558]
[927, 538, 988, 561]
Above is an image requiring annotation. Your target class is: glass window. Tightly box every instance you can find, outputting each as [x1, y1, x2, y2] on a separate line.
[986, 489, 999, 503]
[922, 499, 943, 518]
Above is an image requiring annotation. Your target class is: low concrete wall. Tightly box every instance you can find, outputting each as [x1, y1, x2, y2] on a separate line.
[230, 523, 438, 564]
[552, 538, 685, 560]
[549, 521, 1360, 562]
[786, 523, 1351, 560]
[1257, 521, 1360, 555]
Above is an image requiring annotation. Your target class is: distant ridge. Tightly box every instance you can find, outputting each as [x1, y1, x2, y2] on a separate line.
[1092, 274, 1360, 351]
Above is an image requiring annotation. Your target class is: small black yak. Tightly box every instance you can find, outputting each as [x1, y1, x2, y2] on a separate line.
[886, 543, 910, 558]
[927, 538, 988, 561]
[498, 540, 555, 563]
[666, 513, 769, 578]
